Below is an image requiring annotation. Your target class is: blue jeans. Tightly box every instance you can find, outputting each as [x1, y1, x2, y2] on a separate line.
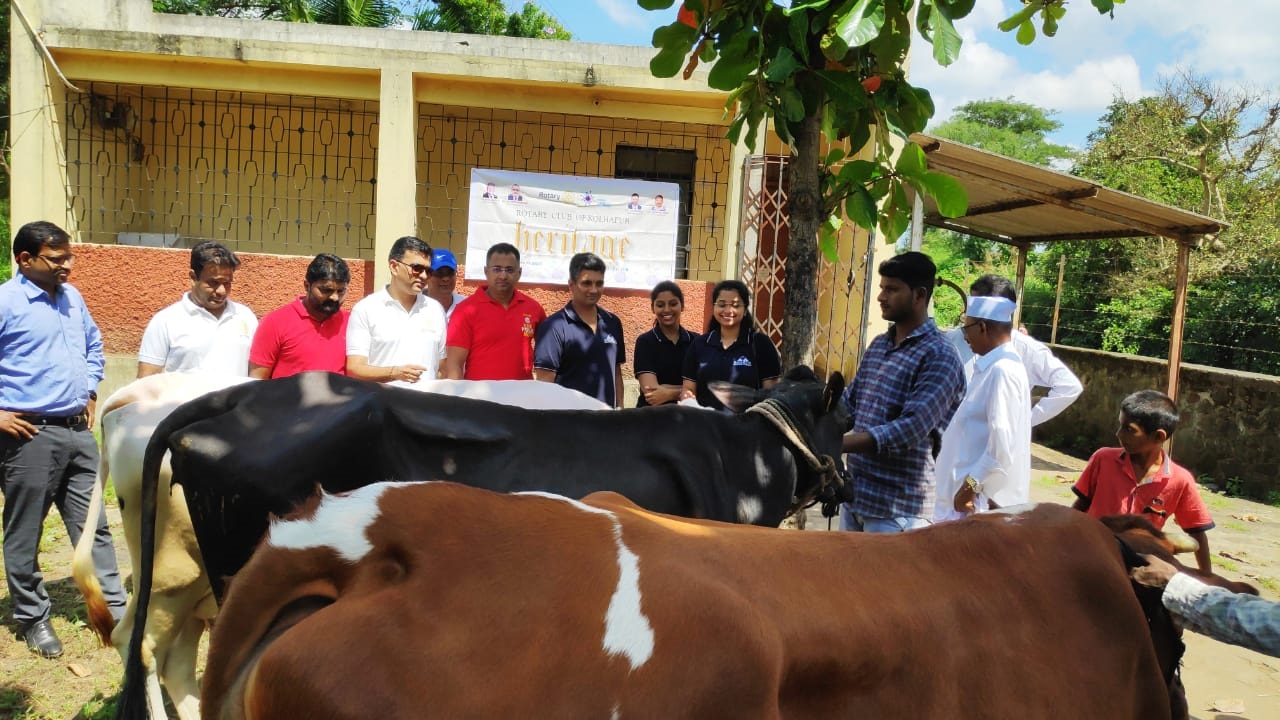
[839, 503, 932, 533]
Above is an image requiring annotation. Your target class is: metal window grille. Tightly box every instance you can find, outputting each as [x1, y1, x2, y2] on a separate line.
[65, 82, 380, 258]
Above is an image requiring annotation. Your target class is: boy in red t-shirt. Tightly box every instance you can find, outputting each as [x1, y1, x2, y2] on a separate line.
[1072, 390, 1214, 573]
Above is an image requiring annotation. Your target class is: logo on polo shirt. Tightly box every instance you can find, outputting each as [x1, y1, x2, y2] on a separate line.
[522, 314, 534, 338]
[733, 356, 753, 367]
[603, 333, 617, 345]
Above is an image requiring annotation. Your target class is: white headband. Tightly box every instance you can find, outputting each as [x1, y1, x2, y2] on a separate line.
[966, 296, 1016, 322]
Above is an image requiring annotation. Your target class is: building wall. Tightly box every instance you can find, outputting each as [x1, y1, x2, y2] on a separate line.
[1038, 345, 1280, 499]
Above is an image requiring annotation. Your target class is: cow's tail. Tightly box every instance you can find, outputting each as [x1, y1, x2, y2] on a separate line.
[71, 429, 114, 646]
[115, 386, 243, 720]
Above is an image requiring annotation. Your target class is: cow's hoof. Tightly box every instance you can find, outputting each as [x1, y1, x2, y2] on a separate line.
[22, 619, 64, 659]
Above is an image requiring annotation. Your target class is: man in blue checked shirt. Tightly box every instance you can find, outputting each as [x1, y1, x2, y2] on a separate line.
[840, 251, 965, 532]
[0, 221, 127, 658]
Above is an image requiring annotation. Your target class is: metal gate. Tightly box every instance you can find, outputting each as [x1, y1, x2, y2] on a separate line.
[737, 154, 876, 380]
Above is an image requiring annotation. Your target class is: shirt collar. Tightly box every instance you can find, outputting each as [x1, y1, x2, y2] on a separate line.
[181, 292, 235, 320]
[974, 338, 1017, 372]
[650, 326, 692, 345]
[17, 273, 58, 302]
[706, 327, 751, 348]
[1116, 448, 1173, 485]
[885, 317, 940, 348]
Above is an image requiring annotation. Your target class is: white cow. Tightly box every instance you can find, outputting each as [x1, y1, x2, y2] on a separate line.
[73, 373, 608, 719]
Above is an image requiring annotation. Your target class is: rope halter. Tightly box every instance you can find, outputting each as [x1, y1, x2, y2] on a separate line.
[745, 398, 846, 516]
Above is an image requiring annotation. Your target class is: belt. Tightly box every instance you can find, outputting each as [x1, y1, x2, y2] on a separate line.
[26, 413, 89, 428]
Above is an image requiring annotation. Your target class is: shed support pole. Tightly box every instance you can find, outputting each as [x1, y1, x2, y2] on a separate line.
[1013, 244, 1028, 329]
[1166, 238, 1193, 403]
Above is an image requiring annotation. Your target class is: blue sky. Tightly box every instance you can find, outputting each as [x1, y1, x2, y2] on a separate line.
[541, 1, 1280, 150]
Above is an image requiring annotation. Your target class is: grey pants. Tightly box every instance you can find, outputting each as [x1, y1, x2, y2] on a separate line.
[0, 424, 127, 626]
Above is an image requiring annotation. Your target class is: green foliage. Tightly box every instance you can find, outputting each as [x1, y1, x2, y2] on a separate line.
[931, 98, 1075, 166]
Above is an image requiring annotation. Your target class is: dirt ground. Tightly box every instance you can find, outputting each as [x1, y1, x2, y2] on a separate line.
[1, 444, 1279, 719]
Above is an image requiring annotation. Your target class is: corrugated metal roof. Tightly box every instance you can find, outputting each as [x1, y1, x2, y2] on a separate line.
[910, 133, 1226, 245]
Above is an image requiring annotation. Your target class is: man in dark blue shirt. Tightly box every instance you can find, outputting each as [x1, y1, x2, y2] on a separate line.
[534, 253, 625, 407]
[0, 221, 127, 658]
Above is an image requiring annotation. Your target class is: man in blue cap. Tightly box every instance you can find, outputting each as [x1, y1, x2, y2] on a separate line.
[934, 294, 1031, 522]
[424, 248, 467, 323]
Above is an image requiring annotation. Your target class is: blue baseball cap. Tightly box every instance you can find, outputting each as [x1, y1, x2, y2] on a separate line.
[432, 249, 458, 271]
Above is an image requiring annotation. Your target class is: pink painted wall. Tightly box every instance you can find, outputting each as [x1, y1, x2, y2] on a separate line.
[73, 245, 711, 377]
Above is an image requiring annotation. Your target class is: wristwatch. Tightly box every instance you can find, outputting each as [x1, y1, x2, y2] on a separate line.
[88, 390, 98, 401]
[964, 475, 983, 495]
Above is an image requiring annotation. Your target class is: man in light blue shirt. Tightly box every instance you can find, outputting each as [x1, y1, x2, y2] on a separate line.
[0, 221, 126, 659]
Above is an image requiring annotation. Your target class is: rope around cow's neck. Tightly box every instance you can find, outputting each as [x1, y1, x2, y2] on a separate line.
[744, 398, 844, 514]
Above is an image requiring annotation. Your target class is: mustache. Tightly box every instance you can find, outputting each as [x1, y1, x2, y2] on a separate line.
[318, 300, 341, 313]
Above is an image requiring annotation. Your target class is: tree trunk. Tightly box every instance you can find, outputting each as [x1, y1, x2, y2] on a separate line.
[779, 113, 822, 371]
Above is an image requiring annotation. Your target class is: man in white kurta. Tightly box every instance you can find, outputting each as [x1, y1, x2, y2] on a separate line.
[935, 295, 1032, 523]
[945, 274, 1082, 426]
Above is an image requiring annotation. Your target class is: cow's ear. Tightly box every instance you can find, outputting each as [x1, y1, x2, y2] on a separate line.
[824, 372, 846, 414]
[709, 381, 763, 413]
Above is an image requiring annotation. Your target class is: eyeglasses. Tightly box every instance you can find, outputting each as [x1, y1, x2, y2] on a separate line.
[487, 265, 518, 276]
[37, 253, 75, 267]
[394, 259, 431, 276]
[960, 320, 984, 333]
[714, 302, 744, 310]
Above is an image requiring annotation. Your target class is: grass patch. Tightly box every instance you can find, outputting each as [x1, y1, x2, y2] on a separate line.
[1200, 491, 1231, 512]
[1255, 576, 1279, 593]
[1222, 520, 1247, 533]
[1213, 554, 1240, 574]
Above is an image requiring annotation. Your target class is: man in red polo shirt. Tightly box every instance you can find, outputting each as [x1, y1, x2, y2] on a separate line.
[249, 254, 351, 379]
[443, 243, 546, 380]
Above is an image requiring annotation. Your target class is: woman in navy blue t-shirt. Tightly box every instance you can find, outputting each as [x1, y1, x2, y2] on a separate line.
[632, 281, 695, 407]
[680, 279, 781, 411]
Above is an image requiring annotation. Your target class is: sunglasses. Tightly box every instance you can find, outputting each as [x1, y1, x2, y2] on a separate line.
[395, 259, 431, 276]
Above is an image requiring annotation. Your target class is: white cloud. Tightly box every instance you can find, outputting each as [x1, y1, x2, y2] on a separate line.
[593, 0, 650, 31]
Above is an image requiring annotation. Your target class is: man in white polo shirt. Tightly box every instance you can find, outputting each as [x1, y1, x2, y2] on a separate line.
[346, 235, 447, 388]
[137, 241, 258, 378]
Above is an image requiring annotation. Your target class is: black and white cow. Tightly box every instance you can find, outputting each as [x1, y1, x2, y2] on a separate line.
[115, 368, 848, 720]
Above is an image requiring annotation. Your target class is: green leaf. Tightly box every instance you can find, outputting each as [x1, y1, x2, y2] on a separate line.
[917, 171, 968, 217]
[788, 11, 810, 63]
[708, 57, 759, 91]
[764, 47, 804, 83]
[825, 148, 848, 166]
[928, 9, 963, 66]
[996, 3, 1038, 32]
[896, 142, 927, 178]
[844, 186, 877, 229]
[638, 0, 676, 10]
[935, 0, 976, 18]
[778, 85, 806, 122]
[1016, 18, 1036, 45]
[838, 159, 878, 185]
[819, 216, 842, 263]
[815, 70, 869, 114]
[832, 0, 885, 50]
[1090, 0, 1115, 14]
[879, 181, 911, 240]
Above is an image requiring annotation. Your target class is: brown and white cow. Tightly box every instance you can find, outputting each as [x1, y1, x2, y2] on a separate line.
[203, 484, 1180, 720]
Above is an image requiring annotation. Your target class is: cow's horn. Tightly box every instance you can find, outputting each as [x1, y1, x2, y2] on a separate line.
[1165, 528, 1200, 554]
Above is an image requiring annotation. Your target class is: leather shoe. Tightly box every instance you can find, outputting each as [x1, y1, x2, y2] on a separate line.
[22, 619, 63, 659]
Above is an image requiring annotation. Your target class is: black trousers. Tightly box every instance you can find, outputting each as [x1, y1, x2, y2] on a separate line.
[0, 424, 127, 626]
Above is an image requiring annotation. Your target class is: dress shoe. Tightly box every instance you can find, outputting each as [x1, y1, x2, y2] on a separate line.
[22, 619, 64, 659]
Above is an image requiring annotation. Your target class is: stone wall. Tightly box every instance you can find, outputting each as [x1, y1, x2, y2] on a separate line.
[1037, 345, 1280, 499]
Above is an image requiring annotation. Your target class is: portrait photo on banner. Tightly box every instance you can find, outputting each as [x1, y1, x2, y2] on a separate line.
[465, 168, 681, 289]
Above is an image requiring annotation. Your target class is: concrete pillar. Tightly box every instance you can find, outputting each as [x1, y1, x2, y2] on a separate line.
[9, 0, 73, 244]
[721, 132, 757, 280]
[372, 65, 418, 290]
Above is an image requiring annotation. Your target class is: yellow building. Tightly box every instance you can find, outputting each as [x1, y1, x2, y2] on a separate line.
[10, 0, 879, 379]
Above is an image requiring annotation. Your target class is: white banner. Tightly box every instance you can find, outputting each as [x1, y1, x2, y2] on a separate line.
[465, 169, 680, 290]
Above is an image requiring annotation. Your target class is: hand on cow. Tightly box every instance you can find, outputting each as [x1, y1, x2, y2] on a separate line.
[391, 365, 428, 384]
[952, 484, 976, 514]
[87, 397, 97, 431]
[1130, 554, 1180, 590]
[645, 385, 681, 405]
[0, 410, 38, 440]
